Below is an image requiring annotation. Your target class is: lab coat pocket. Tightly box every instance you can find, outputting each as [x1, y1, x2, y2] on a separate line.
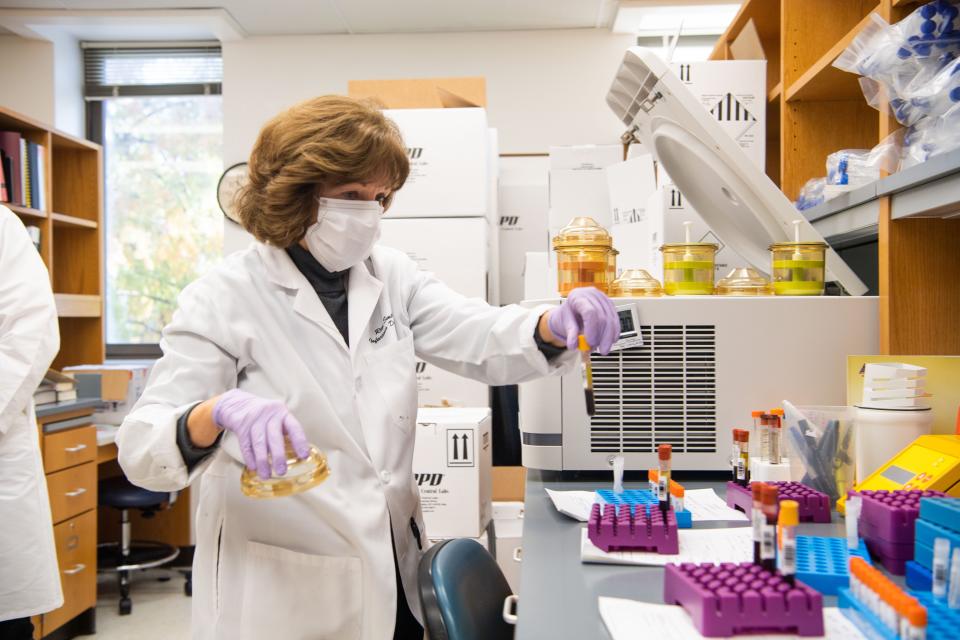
[365, 334, 418, 434]
[239, 541, 362, 640]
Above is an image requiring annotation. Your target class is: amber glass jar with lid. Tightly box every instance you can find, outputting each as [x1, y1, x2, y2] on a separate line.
[552, 217, 617, 296]
[715, 267, 773, 296]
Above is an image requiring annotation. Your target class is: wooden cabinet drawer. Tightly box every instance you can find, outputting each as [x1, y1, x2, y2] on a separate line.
[43, 425, 96, 473]
[47, 462, 97, 524]
[42, 510, 97, 635]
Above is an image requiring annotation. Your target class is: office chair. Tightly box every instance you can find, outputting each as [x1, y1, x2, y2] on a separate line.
[418, 538, 516, 640]
[97, 475, 189, 615]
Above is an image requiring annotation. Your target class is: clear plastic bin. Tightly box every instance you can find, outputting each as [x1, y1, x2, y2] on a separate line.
[782, 402, 855, 505]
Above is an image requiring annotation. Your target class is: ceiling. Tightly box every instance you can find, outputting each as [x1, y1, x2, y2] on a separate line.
[0, 0, 623, 37]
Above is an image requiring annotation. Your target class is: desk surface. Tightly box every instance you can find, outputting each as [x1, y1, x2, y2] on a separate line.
[516, 471, 850, 640]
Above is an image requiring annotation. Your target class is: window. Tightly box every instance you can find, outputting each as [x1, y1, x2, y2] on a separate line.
[85, 44, 223, 356]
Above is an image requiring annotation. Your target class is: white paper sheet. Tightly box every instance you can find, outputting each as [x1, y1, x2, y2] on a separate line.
[545, 489, 595, 521]
[581, 526, 753, 566]
[548, 488, 747, 523]
[598, 598, 866, 640]
[683, 488, 749, 522]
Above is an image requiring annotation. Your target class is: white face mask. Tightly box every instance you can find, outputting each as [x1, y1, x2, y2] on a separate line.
[304, 197, 384, 272]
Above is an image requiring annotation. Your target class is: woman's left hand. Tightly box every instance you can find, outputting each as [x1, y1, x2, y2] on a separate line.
[541, 287, 620, 354]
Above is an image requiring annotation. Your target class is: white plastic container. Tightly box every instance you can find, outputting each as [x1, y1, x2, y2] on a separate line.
[854, 406, 934, 481]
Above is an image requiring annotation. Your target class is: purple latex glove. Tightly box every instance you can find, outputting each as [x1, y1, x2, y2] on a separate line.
[546, 287, 620, 354]
[212, 389, 310, 480]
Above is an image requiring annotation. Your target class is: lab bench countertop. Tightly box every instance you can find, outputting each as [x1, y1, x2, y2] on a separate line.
[515, 470, 849, 640]
[35, 397, 101, 418]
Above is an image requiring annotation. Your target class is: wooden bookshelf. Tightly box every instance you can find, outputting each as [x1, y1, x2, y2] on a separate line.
[1, 105, 104, 369]
[711, 0, 960, 356]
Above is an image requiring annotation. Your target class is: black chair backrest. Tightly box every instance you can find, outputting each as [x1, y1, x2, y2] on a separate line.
[418, 538, 515, 640]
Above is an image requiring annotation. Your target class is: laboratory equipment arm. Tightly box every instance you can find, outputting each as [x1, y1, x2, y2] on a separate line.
[117, 279, 240, 492]
[0, 210, 59, 433]
[403, 266, 578, 386]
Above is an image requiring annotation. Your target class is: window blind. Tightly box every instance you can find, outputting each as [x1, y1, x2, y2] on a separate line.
[83, 43, 222, 98]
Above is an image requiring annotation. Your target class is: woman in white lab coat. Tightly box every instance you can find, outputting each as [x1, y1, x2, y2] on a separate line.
[0, 206, 62, 639]
[117, 95, 619, 640]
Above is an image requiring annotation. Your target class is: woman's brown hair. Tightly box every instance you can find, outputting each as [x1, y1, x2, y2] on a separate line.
[235, 95, 409, 247]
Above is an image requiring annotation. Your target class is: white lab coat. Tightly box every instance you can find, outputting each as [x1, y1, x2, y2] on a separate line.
[117, 241, 574, 640]
[0, 206, 62, 621]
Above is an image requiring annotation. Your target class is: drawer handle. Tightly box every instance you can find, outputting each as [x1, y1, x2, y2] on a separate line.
[64, 444, 88, 453]
[65, 488, 87, 498]
[63, 563, 86, 576]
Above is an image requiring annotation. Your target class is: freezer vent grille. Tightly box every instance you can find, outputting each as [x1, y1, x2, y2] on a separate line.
[589, 325, 717, 454]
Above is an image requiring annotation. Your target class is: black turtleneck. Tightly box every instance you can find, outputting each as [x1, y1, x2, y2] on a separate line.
[285, 244, 351, 344]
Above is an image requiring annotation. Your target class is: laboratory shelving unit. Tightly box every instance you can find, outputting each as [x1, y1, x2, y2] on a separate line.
[1, 104, 105, 368]
[1, 105, 103, 639]
[711, 0, 960, 356]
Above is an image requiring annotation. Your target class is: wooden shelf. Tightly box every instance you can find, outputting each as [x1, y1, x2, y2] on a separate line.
[5, 202, 47, 219]
[785, 11, 878, 102]
[54, 294, 101, 318]
[892, 0, 918, 6]
[51, 212, 98, 229]
[768, 82, 782, 103]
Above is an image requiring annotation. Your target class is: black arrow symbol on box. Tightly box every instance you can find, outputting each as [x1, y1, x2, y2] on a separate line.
[452, 434, 460, 461]
[461, 433, 469, 460]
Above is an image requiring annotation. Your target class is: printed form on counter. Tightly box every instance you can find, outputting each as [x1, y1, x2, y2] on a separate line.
[547, 488, 747, 523]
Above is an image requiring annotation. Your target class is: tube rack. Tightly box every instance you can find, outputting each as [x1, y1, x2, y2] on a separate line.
[587, 501, 679, 553]
[795, 535, 871, 596]
[726, 481, 831, 523]
[596, 488, 692, 528]
[663, 562, 824, 637]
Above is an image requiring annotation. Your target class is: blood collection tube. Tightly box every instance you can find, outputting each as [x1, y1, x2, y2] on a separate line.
[730, 429, 740, 484]
[658, 444, 672, 514]
[907, 603, 927, 640]
[740, 430, 751, 485]
[752, 410, 765, 462]
[672, 485, 685, 513]
[768, 414, 782, 465]
[949, 548, 960, 609]
[760, 484, 779, 573]
[751, 482, 764, 564]
[846, 495, 862, 551]
[778, 500, 798, 586]
[578, 336, 595, 416]
[933, 537, 950, 598]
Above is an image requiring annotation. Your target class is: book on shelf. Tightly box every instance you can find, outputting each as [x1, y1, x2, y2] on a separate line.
[0, 131, 22, 205]
[1, 150, 11, 203]
[43, 369, 76, 392]
[33, 387, 57, 406]
[56, 389, 77, 402]
[20, 139, 29, 209]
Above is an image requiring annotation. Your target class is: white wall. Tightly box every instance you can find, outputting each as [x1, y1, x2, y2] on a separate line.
[222, 28, 635, 252]
[51, 32, 84, 138]
[0, 36, 55, 123]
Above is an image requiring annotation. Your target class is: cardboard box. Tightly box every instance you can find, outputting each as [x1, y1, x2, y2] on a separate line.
[606, 154, 658, 275]
[348, 77, 486, 109]
[486, 129, 501, 306]
[378, 216, 492, 408]
[669, 60, 766, 170]
[379, 217, 488, 299]
[547, 145, 622, 237]
[498, 156, 549, 306]
[413, 408, 492, 539]
[522, 251, 556, 301]
[383, 108, 489, 218]
[63, 363, 151, 425]
[492, 466, 526, 502]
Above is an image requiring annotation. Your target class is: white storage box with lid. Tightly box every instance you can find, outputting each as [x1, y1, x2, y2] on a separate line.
[383, 108, 489, 218]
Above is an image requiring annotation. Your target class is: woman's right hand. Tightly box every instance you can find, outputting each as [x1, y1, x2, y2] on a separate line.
[210, 389, 310, 480]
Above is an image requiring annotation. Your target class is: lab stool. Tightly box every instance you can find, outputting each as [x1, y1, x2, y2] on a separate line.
[97, 475, 188, 615]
